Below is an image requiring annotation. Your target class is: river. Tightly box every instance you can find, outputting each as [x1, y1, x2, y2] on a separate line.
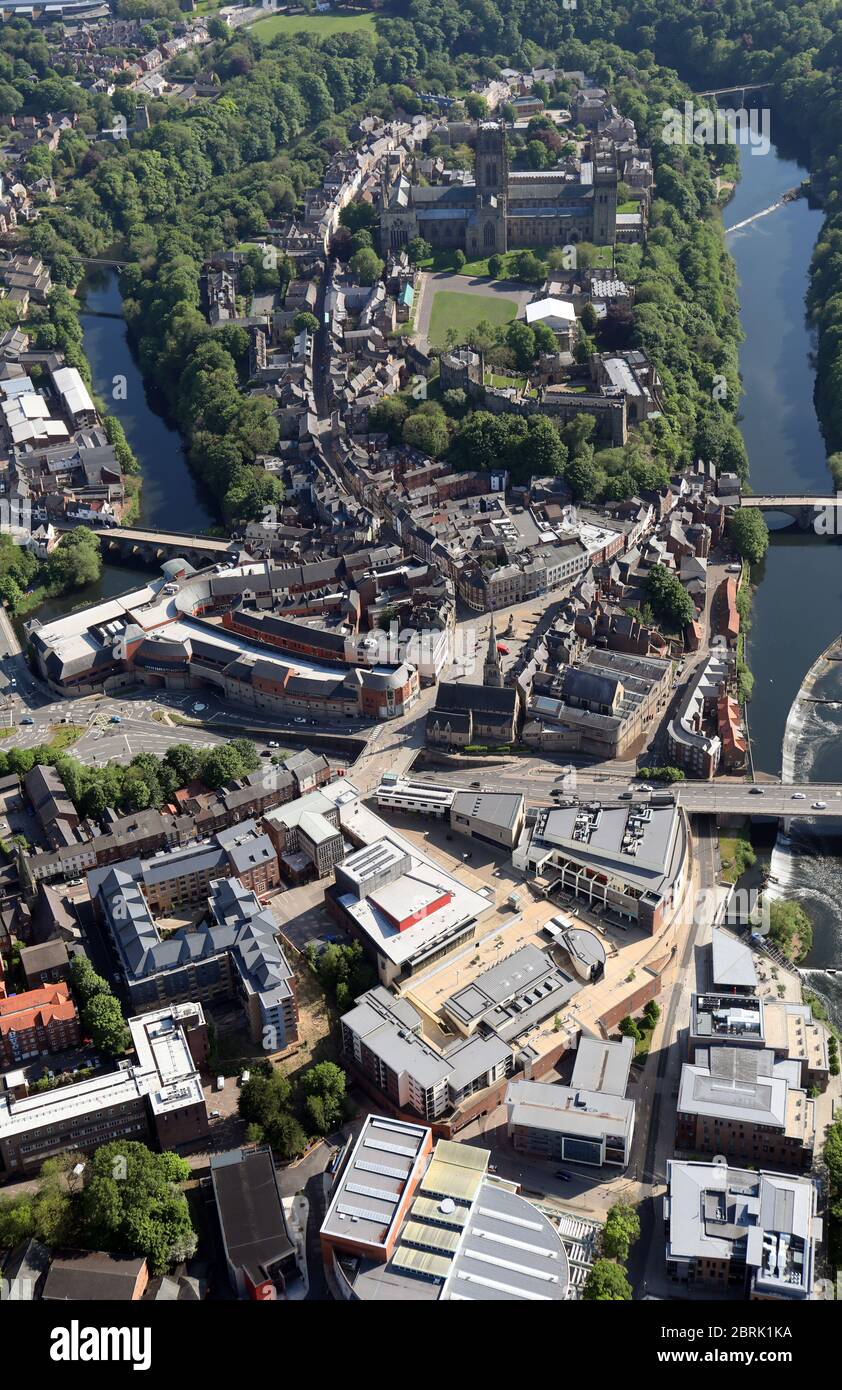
[80, 268, 215, 533]
[725, 138, 842, 1008]
[27, 270, 217, 627]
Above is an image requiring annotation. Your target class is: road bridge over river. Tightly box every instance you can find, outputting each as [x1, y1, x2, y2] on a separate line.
[739, 494, 842, 530]
[56, 524, 237, 567]
[412, 765, 842, 820]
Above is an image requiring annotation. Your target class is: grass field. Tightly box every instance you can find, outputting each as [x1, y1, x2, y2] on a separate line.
[250, 11, 377, 40]
[427, 290, 517, 348]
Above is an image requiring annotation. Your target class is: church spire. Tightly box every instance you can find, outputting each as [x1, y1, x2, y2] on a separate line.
[483, 608, 504, 688]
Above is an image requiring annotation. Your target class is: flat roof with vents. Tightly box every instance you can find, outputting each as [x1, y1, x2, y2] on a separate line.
[320, 1115, 428, 1249]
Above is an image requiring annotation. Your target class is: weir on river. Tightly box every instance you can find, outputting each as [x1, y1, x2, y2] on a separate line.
[727, 140, 842, 1007]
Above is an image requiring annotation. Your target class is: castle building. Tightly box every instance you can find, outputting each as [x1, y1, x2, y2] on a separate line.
[381, 124, 618, 256]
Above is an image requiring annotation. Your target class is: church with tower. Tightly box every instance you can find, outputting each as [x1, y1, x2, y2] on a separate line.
[380, 123, 618, 256]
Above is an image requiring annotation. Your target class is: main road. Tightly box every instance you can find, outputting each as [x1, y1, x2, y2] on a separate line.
[409, 761, 842, 817]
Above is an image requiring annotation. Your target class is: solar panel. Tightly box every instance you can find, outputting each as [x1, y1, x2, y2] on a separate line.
[356, 1159, 408, 1180]
[337, 1202, 388, 1224]
[365, 1138, 419, 1158]
[346, 1182, 398, 1205]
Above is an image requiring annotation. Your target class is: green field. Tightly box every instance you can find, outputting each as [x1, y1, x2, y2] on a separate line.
[427, 290, 518, 348]
[250, 10, 377, 40]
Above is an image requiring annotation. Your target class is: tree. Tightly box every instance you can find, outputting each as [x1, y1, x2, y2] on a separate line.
[505, 320, 536, 369]
[465, 93, 488, 119]
[566, 450, 600, 502]
[83, 993, 129, 1057]
[407, 236, 432, 265]
[45, 528, 102, 592]
[349, 247, 384, 286]
[69, 954, 111, 1007]
[583, 1259, 632, 1300]
[580, 302, 598, 334]
[369, 394, 409, 440]
[292, 311, 319, 334]
[510, 250, 545, 284]
[267, 1111, 308, 1160]
[339, 200, 378, 236]
[239, 1066, 293, 1132]
[602, 1203, 641, 1262]
[644, 564, 695, 631]
[78, 1142, 195, 1275]
[728, 509, 769, 564]
[618, 1015, 641, 1041]
[488, 253, 503, 279]
[453, 249, 466, 271]
[532, 321, 559, 355]
[525, 139, 550, 170]
[403, 402, 449, 457]
[163, 743, 201, 784]
[300, 1061, 346, 1134]
[643, 1000, 661, 1024]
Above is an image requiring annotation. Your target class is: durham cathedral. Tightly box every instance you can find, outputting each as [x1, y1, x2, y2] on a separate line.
[380, 123, 619, 256]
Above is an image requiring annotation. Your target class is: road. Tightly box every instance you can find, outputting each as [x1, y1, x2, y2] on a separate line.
[412, 760, 842, 817]
[627, 816, 723, 1298]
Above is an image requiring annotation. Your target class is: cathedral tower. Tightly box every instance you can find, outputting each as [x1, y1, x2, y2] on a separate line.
[474, 123, 508, 254]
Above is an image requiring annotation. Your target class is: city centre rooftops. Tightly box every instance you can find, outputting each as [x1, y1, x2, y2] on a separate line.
[333, 834, 491, 972]
[532, 799, 681, 892]
[0, 1003, 205, 1140]
[666, 1160, 820, 1299]
[677, 1046, 804, 1132]
[322, 1123, 570, 1302]
[321, 1114, 430, 1251]
[691, 992, 764, 1045]
[443, 943, 580, 1042]
[711, 927, 758, 991]
[570, 1035, 633, 1095]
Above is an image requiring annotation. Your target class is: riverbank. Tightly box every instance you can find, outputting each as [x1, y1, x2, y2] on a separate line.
[78, 270, 216, 535]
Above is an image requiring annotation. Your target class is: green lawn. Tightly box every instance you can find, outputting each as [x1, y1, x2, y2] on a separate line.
[485, 372, 527, 391]
[427, 290, 517, 348]
[250, 11, 377, 39]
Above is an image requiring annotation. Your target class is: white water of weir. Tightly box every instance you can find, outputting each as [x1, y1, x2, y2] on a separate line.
[770, 656, 842, 1023]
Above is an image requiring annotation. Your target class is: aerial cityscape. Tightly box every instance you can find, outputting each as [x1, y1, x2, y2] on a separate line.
[0, 0, 838, 1350]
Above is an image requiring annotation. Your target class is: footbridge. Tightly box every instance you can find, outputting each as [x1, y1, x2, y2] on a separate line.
[694, 83, 769, 101]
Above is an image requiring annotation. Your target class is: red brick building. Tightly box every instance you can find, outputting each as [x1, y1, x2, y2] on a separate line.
[0, 983, 80, 1065]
